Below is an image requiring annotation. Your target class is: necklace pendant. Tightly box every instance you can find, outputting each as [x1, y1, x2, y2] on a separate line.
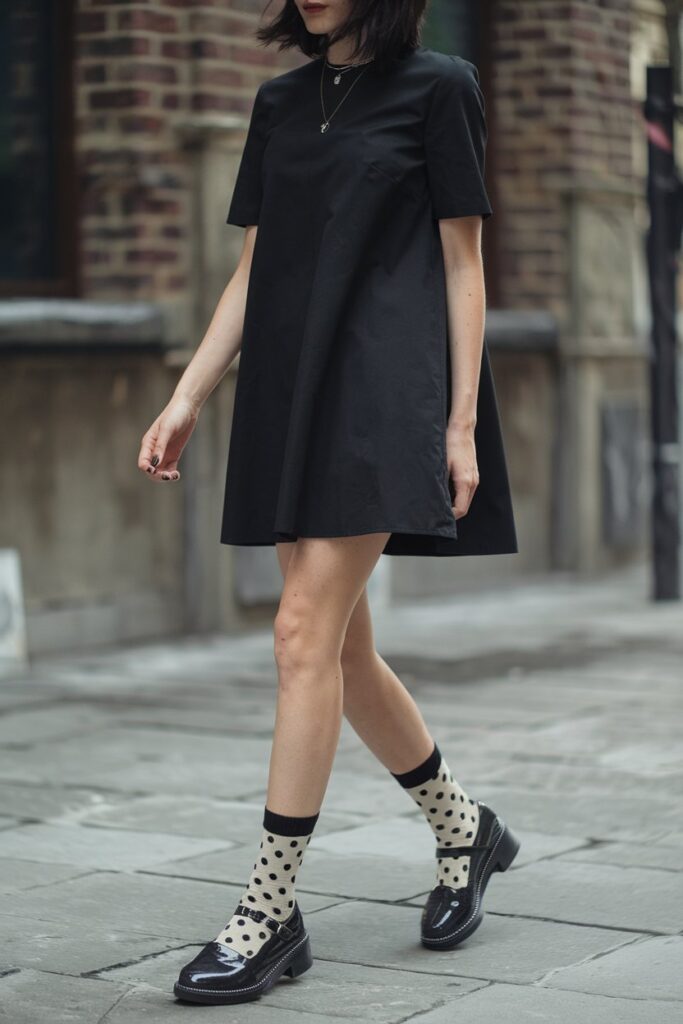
[320, 121, 330, 133]
[333, 73, 341, 85]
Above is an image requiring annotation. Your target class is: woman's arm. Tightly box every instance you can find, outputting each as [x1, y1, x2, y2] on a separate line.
[137, 225, 257, 482]
[173, 225, 258, 413]
[438, 215, 486, 519]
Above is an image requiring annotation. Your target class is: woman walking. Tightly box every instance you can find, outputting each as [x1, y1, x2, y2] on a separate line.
[138, 0, 520, 1006]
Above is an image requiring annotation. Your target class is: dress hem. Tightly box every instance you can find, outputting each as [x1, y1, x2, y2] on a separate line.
[220, 524, 519, 558]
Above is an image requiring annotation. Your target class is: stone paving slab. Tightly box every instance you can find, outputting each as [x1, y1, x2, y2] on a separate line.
[654, 829, 683, 847]
[437, 714, 683, 769]
[0, 969, 125, 1024]
[0, 969, 352, 1024]
[561, 840, 682, 872]
[0, 914, 185, 975]
[480, 858, 683, 933]
[0, 728, 272, 798]
[76, 794, 366, 843]
[0, 695, 63, 719]
[110, 985, 350, 1023]
[100, 949, 487, 1020]
[0, 782, 116, 822]
[306, 899, 637, 983]
[470, 783, 683, 841]
[0, 822, 233, 871]
[481, 757, 683, 793]
[0, 858, 93, 895]
[0, 704, 113, 745]
[543, 934, 683, 1000]
[0, 871, 340, 945]
[406, 981, 683, 1023]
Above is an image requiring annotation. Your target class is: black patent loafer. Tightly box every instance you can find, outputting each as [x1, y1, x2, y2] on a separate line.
[173, 901, 312, 1004]
[421, 800, 520, 949]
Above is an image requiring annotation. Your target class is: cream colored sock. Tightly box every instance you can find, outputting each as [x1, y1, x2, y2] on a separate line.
[214, 808, 318, 958]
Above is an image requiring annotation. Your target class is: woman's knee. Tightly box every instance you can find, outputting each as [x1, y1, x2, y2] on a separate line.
[273, 605, 332, 679]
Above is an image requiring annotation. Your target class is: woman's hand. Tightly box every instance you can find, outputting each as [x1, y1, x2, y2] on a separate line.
[446, 422, 479, 519]
[138, 395, 199, 482]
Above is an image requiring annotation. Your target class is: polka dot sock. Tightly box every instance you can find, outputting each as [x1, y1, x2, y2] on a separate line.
[214, 807, 319, 958]
[391, 741, 480, 891]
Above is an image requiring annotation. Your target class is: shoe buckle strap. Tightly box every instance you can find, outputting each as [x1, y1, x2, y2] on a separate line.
[435, 844, 489, 857]
[235, 903, 293, 939]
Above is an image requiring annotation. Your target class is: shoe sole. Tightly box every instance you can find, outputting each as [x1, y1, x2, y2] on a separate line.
[173, 933, 313, 1005]
[421, 818, 520, 950]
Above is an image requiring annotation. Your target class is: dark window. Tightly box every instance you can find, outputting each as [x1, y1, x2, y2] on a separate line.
[422, 0, 482, 63]
[0, 0, 77, 296]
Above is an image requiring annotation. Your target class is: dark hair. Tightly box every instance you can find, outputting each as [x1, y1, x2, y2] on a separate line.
[256, 0, 429, 71]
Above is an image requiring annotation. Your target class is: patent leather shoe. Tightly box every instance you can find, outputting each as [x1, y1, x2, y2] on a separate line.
[421, 800, 520, 949]
[173, 901, 312, 1004]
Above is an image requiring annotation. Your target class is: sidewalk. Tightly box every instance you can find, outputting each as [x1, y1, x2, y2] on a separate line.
[0, 561, 681, 1022]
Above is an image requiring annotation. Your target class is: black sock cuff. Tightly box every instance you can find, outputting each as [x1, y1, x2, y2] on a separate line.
[263, 807, 320, 836]
[390, 741, 442, 788]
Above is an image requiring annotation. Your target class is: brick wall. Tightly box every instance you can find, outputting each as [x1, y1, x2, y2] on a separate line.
[73, 1, 637, 315]
[74, 1, 303, 301]
[490, 0, 634, 314]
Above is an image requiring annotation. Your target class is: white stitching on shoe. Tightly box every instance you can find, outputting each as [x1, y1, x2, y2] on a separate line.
[423, 822, 506, 945]
[174, 934, 309, 996]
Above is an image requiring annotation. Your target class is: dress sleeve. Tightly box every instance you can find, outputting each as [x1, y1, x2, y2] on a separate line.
[424, 57, 493, 221]
[226, 82, 271, 227]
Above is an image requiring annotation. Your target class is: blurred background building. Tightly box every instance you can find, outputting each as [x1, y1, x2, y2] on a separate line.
[0, 1, 675, 654]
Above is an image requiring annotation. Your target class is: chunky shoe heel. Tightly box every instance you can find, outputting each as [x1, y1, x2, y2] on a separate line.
[284, 935, 313, 978]
[493, 822, 521, 873]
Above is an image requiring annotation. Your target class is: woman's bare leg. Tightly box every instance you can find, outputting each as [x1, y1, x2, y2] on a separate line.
[275, 545, 435, 774]
[267, 533, 391, 815]
[274, 544, 486, 909]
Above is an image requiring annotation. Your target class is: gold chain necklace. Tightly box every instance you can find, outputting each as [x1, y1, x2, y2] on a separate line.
[319, 58, 370, 133]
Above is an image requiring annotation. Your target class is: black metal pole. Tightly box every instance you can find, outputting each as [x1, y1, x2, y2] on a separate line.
[644, 65, 681, 600]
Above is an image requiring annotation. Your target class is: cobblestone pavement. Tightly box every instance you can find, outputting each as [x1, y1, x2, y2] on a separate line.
[0, 562, 681, 1022]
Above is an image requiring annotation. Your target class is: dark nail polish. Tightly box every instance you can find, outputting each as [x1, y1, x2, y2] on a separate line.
[151, 455, 159, 467]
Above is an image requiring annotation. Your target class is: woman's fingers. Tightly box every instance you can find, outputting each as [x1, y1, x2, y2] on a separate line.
[450, 467, 479, 519]
[138, 422, 160, 474]
[155, 457, 180, 482]
[149, 422, 174, 471]
[139, 421, 176, 477]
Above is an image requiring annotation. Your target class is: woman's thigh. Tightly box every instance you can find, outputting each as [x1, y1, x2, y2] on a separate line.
[275, 539, 378, 660]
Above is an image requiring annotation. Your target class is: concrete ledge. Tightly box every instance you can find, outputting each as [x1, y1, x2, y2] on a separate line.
[485, 309, 559, 352]
[0, 299, 168, 351]
[0, 301, 558, 356]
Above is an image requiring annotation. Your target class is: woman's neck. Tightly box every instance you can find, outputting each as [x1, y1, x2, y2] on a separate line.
[326, 36, 370, 66]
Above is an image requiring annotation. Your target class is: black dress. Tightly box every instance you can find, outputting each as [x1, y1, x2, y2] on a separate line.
[220, 44, 518, 558]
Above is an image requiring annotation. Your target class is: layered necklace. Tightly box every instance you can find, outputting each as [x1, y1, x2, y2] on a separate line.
[319, 53, 374, 133]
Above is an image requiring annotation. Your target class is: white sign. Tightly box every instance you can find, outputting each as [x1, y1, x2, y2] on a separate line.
[0, 549, 28, 676]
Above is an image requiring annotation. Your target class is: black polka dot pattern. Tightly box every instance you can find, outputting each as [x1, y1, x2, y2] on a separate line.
[402, 754, 479, 890]
[214, 824, 314, 956]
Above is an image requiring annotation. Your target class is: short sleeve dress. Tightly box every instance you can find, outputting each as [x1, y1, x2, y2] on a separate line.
[220, 45, 518, 558]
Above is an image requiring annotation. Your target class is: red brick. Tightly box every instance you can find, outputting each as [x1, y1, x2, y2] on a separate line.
[89, 89, 152, 110]
[117, 11, 178, 33]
